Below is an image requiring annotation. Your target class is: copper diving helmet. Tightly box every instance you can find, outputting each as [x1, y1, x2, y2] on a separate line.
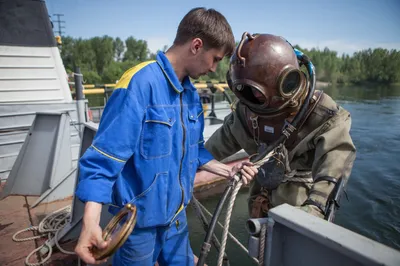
[228, 32, 308, 114]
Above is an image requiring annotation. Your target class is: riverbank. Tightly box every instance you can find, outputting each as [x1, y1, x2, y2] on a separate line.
[316, 81, 331, 88]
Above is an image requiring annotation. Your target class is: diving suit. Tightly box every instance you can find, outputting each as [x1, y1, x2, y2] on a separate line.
[205, 33, 356, 219]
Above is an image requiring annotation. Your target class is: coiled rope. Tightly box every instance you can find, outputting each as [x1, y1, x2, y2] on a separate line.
[12, 205, 76, 266]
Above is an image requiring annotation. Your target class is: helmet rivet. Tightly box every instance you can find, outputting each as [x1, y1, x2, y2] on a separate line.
[289, 99, 297, 106]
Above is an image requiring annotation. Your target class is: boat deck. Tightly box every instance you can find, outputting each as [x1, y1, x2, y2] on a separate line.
[0, 190, 78, 265]
[0, 155, 248, 265]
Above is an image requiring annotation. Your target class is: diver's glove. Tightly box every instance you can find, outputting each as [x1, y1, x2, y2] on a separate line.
[299, 179, 336, 219]
[299, 205, 324, 219]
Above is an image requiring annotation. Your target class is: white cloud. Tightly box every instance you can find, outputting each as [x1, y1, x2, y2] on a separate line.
[294, 39, 400, 56]
[146, 37, 172, 54]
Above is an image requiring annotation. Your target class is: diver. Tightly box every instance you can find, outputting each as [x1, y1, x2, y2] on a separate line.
[205, 32, 357, 220]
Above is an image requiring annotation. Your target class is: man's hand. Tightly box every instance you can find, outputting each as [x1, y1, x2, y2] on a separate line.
[199, 159, 258, 185]
[230, 161, 258, 185]
[75, 222, 109, 264]
[299, 205, 324, 219]
[75, 202, 109, 264]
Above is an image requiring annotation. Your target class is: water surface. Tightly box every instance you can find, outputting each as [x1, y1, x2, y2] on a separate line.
[187, 84, 400, 265]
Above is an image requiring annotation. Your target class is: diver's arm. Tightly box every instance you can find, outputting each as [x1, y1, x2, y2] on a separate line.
[306, 108, 356, 215]
[197, 104, 257, 184]
[204, 112, 242, 161]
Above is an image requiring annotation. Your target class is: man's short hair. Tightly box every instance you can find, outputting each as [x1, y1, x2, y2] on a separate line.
[173, 7, 235, 57]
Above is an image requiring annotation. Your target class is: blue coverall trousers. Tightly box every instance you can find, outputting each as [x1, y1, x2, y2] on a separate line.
[113, 211, 194, 265]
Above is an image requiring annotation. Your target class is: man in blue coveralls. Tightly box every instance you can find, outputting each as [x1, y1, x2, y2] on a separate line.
[74, 7, 258, 266]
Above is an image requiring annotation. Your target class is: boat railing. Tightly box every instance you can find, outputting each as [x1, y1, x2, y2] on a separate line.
[68, 80, 235, 123]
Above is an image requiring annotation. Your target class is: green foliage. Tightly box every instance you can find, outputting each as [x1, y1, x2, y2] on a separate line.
[59, 36, 400, 86]
[91, 36, 114, 75]
[113, 37, 125, 62]
[123, 37, 149, 62]
[294, 45, 400, 85]
[102, 61, 124, 84]
[60, 36, 150, 84]
[81, 70, 102, 84]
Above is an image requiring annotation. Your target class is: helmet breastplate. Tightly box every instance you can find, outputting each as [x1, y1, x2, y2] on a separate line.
[242, 105, 295, 146]
[241, 91, 323, 147]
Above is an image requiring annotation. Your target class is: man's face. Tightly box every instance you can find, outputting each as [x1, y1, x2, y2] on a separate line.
[251, 88, 266, 104]
[188, 47, 225, 79]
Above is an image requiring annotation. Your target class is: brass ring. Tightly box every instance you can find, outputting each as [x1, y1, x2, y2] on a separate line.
[92, 203, 137, 260]
[278, 66, 303, 98]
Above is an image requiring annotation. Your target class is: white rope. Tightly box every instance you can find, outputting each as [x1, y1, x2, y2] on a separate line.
[24, 243, 53, 266]
[195, 149, 275, 266]
[195, 198, 259, 264]
[258, 224, 267, 266]
[12, 205, 75, 266]
[214, 151, 275, 266]
[217, 179, 243, 266]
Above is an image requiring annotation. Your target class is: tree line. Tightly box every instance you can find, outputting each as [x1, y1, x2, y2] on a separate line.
[60, 35, 400, 85]
[294, 45, 400, 84]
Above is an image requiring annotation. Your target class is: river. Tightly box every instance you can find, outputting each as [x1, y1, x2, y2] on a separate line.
[187, 84, 400, 265]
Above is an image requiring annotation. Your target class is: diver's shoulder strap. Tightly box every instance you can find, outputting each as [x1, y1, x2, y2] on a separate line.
[286, 90, 324, 148]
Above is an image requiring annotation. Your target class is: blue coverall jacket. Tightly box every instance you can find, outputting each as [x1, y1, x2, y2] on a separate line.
[75, 51, 214, 228]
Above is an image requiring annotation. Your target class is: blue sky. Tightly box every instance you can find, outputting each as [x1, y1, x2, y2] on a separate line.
[45, 0, 400, 56]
